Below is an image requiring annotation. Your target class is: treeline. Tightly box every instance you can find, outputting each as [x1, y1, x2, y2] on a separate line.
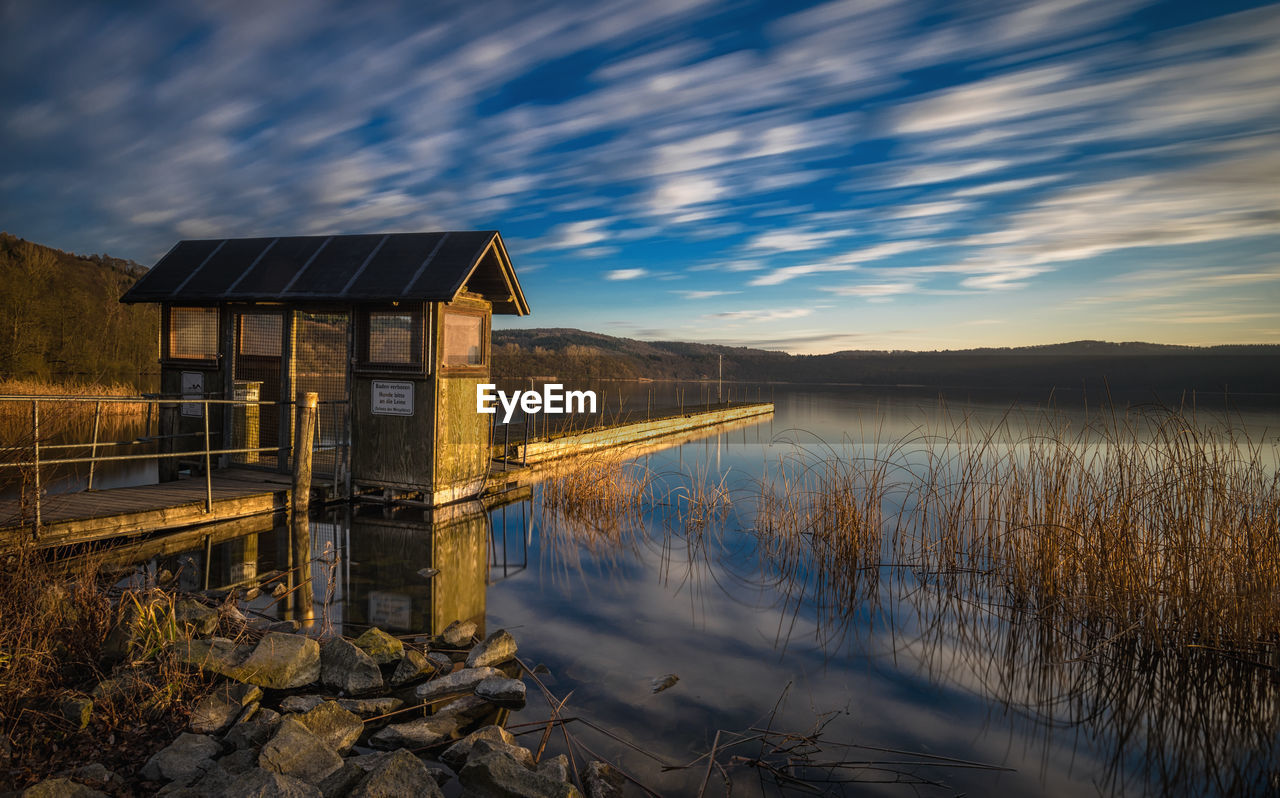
[493, 328, 1280, 395]
[0, 233, 157, 386]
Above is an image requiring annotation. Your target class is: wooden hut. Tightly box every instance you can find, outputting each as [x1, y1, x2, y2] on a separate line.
[121, 231, 529, 506]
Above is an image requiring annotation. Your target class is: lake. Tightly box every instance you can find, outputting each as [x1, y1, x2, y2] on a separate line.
[112, 384, 1280, 796]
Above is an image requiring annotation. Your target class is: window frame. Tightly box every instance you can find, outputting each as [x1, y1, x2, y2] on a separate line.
[438, 306, 489, 374]
[356, 304, 427, 374]
[162, 305, 220, 364]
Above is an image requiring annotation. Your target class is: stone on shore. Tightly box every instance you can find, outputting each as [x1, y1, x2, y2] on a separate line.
[353, 627, 403, 665]
[20, 778, 109, 798]
[171, 638, 250, 679]
[281, 694, 401, 718]
[439, 620, 477, 648]
[440, 726, 526, 771]
[235, 633, 321, 689]
[367, 713, 460, 750]
[465, 629, 517, 668]
[226, 707, 281, 750]
[190, 683, 263, 734]
[389, 648, 434, 686]
[293, 701, 364, 754]
[459, 748, 582, 798]
[224, 768, 321, 798]
[537, 755, 570, 783]
[348, 748, 444, 798]
[258, 717, 343, 785]
[582, 761, 625, 798]
[174, 598, 220, 637]
[57, 696, 93, 731]
[320, 637, 383, 694]
[414, 666, 502, 702]
[140, 733, 221, 784]
[475, 676, 527, 709]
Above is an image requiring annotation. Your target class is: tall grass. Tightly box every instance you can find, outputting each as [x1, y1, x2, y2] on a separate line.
[753, 405, 1280, 651]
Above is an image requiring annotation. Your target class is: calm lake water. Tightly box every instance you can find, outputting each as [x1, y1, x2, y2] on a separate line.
[109, 385, 1280, 796]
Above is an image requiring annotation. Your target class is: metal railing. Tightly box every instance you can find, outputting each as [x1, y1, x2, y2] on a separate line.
[0, 393, 348, 536]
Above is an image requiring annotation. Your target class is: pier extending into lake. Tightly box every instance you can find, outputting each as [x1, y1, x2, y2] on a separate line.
[1, 390, 772, 549]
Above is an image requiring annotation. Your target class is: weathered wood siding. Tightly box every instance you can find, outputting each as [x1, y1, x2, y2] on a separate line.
[349, 374, 436, 490]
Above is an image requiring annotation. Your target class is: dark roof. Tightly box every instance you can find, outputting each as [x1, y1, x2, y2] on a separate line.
[121, 231, 529, 315]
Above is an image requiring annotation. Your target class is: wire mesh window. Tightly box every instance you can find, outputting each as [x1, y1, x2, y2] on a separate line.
[239, 314, 282, 357]
[365, 310, 421, 366]
[168, 306, 218, 360]
[295, 311, 349, 477]
[442, 310, 485, 368]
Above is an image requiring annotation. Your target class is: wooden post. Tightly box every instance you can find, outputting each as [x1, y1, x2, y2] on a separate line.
[88, 400, 101, 490]
[31, 400, 41, 533]
[292, 391, 317, 520]
[203, 400, 213, 512]
[290, 391, 317, 626]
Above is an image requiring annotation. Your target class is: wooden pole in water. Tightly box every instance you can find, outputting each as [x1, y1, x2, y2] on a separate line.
[88, 400, 101, 490]
[292, 392, 317, 520]
[290, 391, 317, 626]
[31, 400, 41, 534]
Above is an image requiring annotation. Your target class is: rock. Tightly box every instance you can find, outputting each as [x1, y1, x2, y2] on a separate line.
[537, 755, 570, 783]
[171, 637, 250, 679]
[220, 603, 248, 625]
[367, 713, 460, 750]
[427, 652, 454, 673]
[258, 717, 343, 785]
[173, 761, 234, 797]
[436, 694, 492, 722]
[280, 695, 327, 714]
[174, 598, 220, 636]
[242, 587, 261, 601]
[317, 762, 367, 798]
[650, 673, 678, 694]
[354, 627, 404, 665]
[339, 696, 403, 718]
[141, 733, 221, 784]
[236, 633, 321, 689]
[190, 683, 262, 734]
[320, 637, 383, 694]
[57, 696, 93, 731]
[349, 748, 444, 797]
[442, 729, 536, 774]
[465, 629, 517, 668]
[219, 748, 259, 775]
[417, 567, 439, 579]
[226, 707, 281, 750]
[415, 666, 503, 703]
[224, 768, 321, 798]
[475, 676, 527, 709]
[294, 701, 364, 754]
[90, 672, 148, 704]
[271, 583, 288, 597]
[440, 620, 476, 648]
[459, 748, 582, 798]
[389, 648, 432, 686]
[20, 778, 109, 798]
[102, 594, 172, 661]
[582, 761, 625, 798]
[60, 763, 115, 786]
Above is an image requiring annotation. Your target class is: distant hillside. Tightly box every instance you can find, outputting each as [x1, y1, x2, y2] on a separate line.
[494, 328, 1280, 395]
[0, 233, 157, 385]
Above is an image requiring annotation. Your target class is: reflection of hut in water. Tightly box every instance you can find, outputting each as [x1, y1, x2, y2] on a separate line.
[342, 501, 490, 637]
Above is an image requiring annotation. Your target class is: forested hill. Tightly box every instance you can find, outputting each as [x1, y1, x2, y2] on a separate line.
[493, 328, 1280, 395]
[0, 233, 157, 384]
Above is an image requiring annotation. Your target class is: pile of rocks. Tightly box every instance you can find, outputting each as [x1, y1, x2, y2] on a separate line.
[19, 612, 625, 798]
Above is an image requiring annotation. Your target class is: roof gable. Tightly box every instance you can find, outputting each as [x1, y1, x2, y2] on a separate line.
[121, 231, 529, 315]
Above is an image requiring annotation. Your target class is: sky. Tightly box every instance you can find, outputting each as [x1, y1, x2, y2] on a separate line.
[2, 0, 1278, 353]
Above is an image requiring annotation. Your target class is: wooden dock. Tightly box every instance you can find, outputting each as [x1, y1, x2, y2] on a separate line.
[485, 401, 773, 495]
[0, 469, 291, 549]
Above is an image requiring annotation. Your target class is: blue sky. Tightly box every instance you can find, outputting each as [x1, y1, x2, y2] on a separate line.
[3, 0, 1278, 353]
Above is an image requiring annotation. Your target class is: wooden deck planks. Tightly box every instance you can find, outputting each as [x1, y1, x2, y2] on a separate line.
[0, 473, 291, 548]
